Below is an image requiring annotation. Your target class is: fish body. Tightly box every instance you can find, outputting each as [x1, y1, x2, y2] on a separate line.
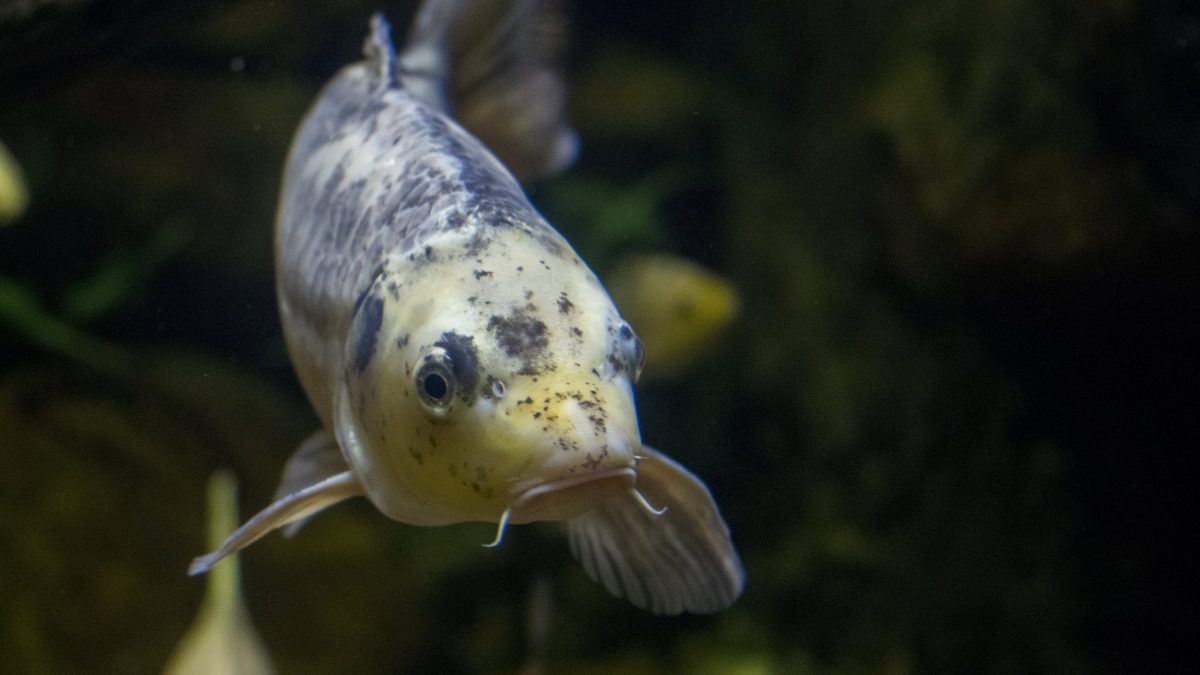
[192, 5, 742, 615]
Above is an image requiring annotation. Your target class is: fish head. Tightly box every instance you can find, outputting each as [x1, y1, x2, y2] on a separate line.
[337, 227, 647, 527]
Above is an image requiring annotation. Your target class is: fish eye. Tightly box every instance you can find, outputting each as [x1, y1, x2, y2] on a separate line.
[632, 335, 645, 382]
[422, 371, 449, 400]
[415, 347, 456, 413]
[616, 320, 645, 382]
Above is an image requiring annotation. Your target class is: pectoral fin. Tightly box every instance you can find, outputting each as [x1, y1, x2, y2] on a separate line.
[565, 446, 744, 614]
[273, 430, 351, 538]
[188, 467, 363, 576]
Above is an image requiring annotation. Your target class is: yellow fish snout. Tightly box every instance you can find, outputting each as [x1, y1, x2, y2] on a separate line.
[495, 385, 643, 523]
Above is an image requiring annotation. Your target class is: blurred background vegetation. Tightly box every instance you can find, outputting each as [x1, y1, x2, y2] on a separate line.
[1, 0, 1196, 672]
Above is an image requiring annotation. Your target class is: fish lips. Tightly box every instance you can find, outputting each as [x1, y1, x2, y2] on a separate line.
[507, 466, 635, 523]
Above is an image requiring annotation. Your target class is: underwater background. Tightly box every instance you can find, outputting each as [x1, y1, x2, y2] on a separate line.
[1, 0, 1197, 672]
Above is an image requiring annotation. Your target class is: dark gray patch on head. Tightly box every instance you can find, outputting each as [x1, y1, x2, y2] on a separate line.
[463, 228, 491, 258]
[445, 210, 466, 230]
[557, 293, 574, 315]
[604, 319, 645, 380]
[606, 351, 627, 375]
[351, 292, 385, 374]
[487, 307, 549, 375]
[434, 331, 481, 404]
[588, 414, 607, 436]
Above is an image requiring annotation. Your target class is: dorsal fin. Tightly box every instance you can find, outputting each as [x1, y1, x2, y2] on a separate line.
[364, 13, 403, 92]
[398, 0, 578, 182]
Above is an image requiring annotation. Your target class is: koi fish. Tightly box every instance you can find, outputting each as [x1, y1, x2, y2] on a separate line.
[190, 2, 742, 615]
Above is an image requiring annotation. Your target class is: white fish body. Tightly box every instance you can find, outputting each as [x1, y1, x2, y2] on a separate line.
[190, 5, 743, 615]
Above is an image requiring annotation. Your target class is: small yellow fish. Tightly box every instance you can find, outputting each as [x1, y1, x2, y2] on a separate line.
[166, 471, 276, 675]
[190, 4, 742, 615]
[606, 254, 740, 381]
[0, 140, 30, 225]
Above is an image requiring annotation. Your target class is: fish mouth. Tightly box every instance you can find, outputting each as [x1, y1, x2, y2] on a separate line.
[507, 466, 635, 524]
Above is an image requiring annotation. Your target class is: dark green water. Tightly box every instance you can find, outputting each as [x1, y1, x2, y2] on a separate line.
[1, 1, 1195, 672]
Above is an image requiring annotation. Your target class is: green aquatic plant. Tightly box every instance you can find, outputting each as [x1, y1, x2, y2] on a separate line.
[0, 224, 186, 369]
[0, 277, 125, 370]
[540, 169, 685, 269]
[164, 470, 277, 675]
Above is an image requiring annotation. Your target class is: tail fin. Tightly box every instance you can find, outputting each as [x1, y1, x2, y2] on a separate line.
[398, 0, 578, 181]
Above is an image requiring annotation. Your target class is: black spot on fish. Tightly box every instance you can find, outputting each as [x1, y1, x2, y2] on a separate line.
[557, 293, 574, 314]
[464, 229, 491, 257]
[351, 292, 384, 373]
[487, 308, 549, 375]
[607, 352, 621, 372]
[396, 333, 410, 348]
[473, 269, 493, 279]
[434, 331, 480, 403]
